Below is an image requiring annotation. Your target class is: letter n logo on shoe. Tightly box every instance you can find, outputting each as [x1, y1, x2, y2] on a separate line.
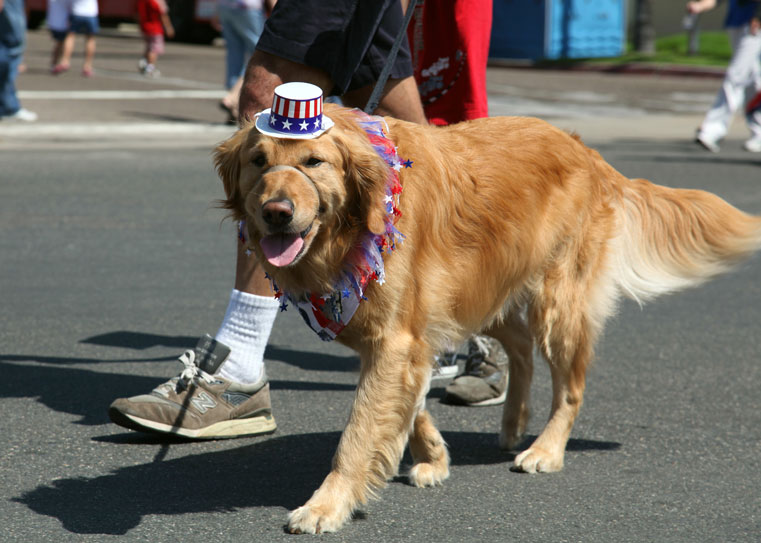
[191, 392, 217, 414]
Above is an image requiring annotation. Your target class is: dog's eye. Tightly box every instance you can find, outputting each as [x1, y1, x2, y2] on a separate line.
[252, 154, 266, 168]
[305, 157, 323, 168]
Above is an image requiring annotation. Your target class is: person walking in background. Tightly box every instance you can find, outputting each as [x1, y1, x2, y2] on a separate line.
[689, 0, 761, 153]
[48, 0, 100, 77]
[47, 0, 71, 73]
[216, 0, 271, 124]
[742, 1, 761, 118]
[137, 0, 175, 77]
[1, 0, 38, 121]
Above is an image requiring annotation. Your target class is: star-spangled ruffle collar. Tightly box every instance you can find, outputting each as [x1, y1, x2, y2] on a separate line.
[255, 109, 411, 341]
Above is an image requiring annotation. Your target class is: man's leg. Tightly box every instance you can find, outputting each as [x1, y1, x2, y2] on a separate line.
[226, 52, 427, 378]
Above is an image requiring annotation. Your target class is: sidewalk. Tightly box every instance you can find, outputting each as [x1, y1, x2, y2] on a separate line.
[2, 27, 235, 148]
[1, 26, 752, 149]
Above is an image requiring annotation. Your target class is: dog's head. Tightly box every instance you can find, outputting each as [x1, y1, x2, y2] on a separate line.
[215, 104, 393, 294]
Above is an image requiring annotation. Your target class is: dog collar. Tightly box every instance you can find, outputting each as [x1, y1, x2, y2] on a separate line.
[246, 110, 410, 341]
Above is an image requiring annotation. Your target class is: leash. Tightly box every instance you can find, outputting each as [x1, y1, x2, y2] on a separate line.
[363, 0, 421, 114]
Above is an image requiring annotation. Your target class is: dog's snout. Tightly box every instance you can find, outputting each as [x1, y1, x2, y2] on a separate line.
[262, 199, 295, 228]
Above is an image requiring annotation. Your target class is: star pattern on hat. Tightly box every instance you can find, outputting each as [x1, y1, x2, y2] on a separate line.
[314, 119, 321, 129]
[282, 119, 292, 130]
[299, 120, 309, 131]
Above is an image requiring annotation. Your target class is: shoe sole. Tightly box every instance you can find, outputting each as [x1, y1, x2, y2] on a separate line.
[465, 387, 508, 407]
[442, 387, 508, 407]
[431, 364, 459, 380]
[109, 408, 277, 439]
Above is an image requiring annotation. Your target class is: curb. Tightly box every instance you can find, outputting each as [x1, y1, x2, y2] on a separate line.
[488, 59, 725, 79]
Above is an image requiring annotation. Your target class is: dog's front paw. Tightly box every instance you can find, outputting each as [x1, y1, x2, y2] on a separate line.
[513, 447, 564, 473]
[287, 503, 350, 534]
[409, 460, 450, 488]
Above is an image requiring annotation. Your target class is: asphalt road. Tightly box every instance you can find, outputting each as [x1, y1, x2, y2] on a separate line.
[2, 26, 761, 543]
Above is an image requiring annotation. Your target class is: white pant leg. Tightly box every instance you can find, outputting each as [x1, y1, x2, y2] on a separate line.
[699, 26, 761, 142]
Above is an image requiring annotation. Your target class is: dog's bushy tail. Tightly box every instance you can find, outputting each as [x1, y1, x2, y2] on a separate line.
[612, 178, 761, 304]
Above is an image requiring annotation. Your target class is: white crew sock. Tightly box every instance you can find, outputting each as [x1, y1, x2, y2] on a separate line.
[214, 289, 279, 384]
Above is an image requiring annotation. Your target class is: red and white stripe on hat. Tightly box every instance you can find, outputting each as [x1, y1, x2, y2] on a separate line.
[272, 95, 323, 119]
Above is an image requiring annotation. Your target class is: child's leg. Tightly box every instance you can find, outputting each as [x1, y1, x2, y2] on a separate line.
[51, 40, 63, 68]
[62, 33, 75, 66]
[83, 35, 96, 72]
[50, 31, 72, 70]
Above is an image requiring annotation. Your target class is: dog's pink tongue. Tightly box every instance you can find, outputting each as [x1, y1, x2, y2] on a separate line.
[260, 233, 304, 267]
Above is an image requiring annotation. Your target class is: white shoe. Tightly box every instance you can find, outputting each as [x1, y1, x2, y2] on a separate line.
[432, 351, 459, 380]
[143, 64, 160, 78]
[1, 108, 38, 122]
[743, 137, 761, 153]
[695, 133, 720, 153]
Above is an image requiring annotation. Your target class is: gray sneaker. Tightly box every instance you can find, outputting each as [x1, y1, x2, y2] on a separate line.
[443, 336, 508, 406]
[108, 335, 276, 439]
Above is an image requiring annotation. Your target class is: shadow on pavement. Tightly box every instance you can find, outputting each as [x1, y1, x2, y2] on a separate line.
[81, 331, 197, 350]
[80, 330, 360, 371]
[13, 429, 620, 536]
[13, 432, 337, 535]
[0, 360, 355, 426]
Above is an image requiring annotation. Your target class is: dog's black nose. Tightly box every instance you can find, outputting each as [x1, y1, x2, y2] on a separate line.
[262, 199, 294, 228]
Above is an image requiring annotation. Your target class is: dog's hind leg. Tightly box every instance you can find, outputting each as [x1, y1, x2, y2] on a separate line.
[484, 309, 534, 451]
[408, 408, 450, 487]
[513, 245, 615, 473]
[287, 332, 434, 534]
[513, 302, 595, 474]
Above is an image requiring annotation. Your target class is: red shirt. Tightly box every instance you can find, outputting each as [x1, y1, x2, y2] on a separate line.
[137, 0, 167, 36]
[407, 0, 492, 126]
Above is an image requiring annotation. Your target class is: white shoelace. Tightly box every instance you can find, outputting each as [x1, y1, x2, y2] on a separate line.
[177, 350, 216, 386]
[155, 350, 216, 395]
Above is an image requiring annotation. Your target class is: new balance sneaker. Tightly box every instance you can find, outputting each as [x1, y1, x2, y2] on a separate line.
[432, 350, 459, 380]
[443, 336, 508, 406]
[108, 335, 276, 439]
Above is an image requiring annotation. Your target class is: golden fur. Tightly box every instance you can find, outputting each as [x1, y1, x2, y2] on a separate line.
[215, 104, 761, 533]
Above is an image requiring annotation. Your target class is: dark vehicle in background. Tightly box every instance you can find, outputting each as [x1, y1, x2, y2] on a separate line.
[26, 0, 219, 44]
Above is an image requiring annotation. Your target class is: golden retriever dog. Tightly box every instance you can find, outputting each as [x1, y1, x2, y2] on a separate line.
[214, 103, 761, 533]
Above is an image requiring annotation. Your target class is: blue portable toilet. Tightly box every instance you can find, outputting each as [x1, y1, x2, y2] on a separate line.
[490, 0, 626, 61]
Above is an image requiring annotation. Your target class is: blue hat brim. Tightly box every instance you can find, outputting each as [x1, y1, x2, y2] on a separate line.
[254, 109, 334, 140]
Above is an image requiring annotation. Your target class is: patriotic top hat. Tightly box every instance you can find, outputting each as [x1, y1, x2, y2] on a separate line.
[255, 82, 334, 139]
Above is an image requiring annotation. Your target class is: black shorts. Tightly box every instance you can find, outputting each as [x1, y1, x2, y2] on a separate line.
[255, 0, 413, 96]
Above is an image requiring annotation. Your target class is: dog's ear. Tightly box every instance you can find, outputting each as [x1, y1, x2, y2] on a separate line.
[337, 132, 392, 236]
[214, 127, 251, 218]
